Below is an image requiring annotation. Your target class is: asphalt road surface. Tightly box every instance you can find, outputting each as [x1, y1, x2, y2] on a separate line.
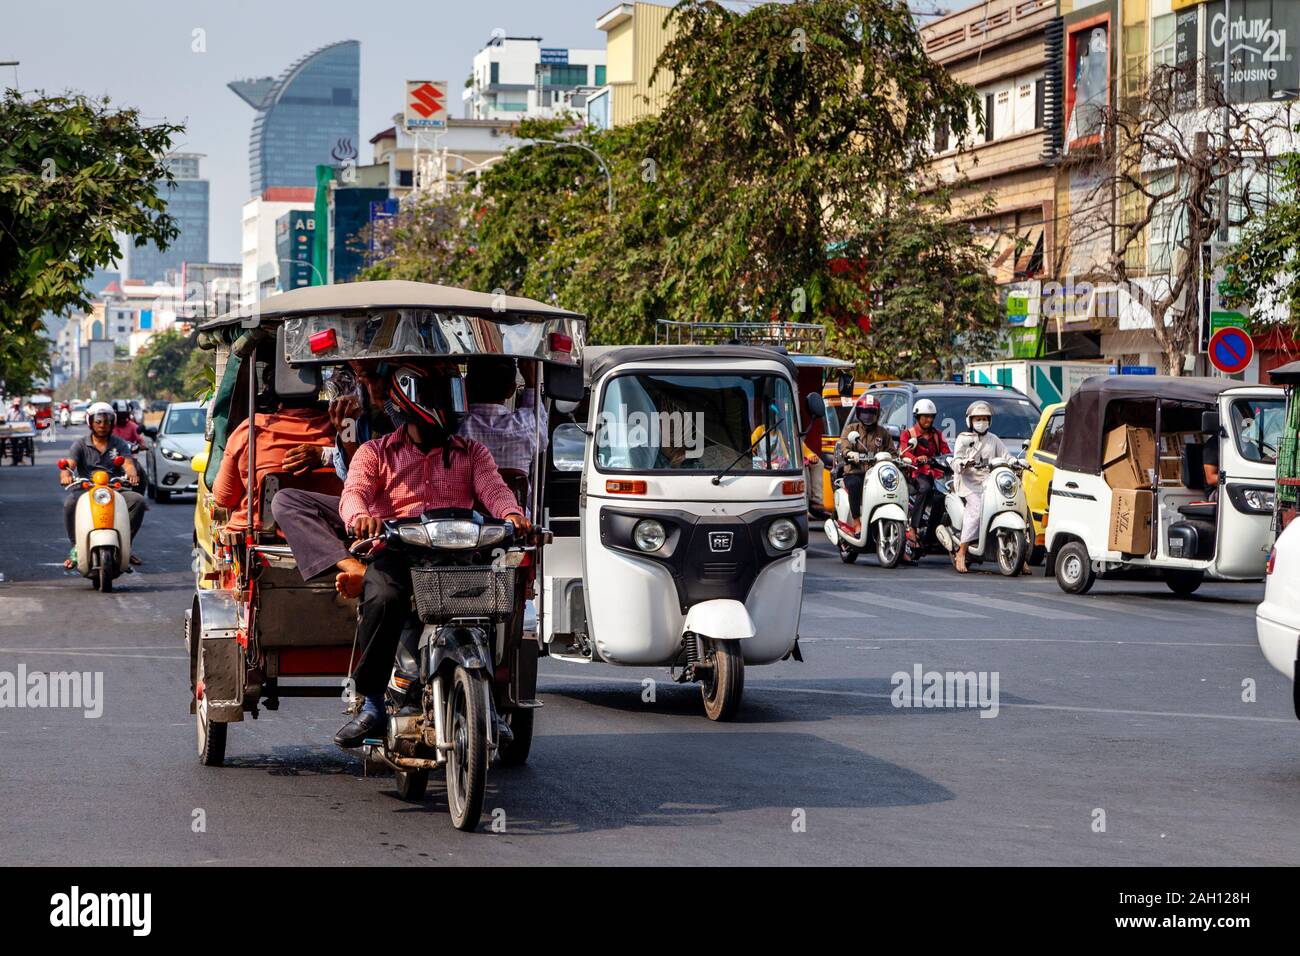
[2, 439, 1297, 865]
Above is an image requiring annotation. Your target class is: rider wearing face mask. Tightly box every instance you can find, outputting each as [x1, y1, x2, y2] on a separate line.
[836, 393, 894, 524]
[951, 400, 1007, 573]
[333, 362, 529, 749]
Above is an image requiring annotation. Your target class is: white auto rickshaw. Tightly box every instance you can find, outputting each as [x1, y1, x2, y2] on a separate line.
[543, 345, 826, 720]
[1046, 375, 1284, 596]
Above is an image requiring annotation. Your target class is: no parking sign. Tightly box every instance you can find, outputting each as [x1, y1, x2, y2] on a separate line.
[1207, 326, 1253, 375]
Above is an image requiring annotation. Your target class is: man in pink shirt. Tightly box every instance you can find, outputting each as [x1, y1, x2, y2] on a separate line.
[335, 362, 528, 749]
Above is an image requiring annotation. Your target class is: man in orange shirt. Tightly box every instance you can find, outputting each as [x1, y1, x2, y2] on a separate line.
[214, 392, 334, 532]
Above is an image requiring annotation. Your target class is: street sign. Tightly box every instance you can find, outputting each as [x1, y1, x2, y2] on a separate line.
[1207, 326, 1254, 375]
[1120, 365, 1156, 375]
[1211, 310, 1247, 333]
[405, 80, 447, 131]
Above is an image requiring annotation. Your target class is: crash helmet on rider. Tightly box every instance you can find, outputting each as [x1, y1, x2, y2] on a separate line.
[913, 398, 937, 419]
[854, 393, 883, 427]
[87, 401, 115, 427]
[389, 363, 467, 437]
[965, 400, 994, 434]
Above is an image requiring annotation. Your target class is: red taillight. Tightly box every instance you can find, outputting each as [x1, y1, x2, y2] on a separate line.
[548, 332, 572, 354]
[1266, 549, 1276, 575]
[782, 479, 805, 495]
[309, 328, 338, 353]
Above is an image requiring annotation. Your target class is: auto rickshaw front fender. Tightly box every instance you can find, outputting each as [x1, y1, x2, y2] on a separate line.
[683, 599, 756, 641]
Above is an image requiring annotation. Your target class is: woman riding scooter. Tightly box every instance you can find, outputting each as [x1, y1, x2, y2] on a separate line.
[948, 400, 1006, 574]
[900, 398, 950, 560]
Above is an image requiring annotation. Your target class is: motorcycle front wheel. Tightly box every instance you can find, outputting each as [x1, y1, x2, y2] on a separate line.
[93, 545, 115, 592]
[875, 518, 905, 568]
[445, 667, 488, 832]
[995, 529, 1026, 577]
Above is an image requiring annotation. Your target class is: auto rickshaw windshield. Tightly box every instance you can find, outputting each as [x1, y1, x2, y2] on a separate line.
[1230, 397, 1286, 464]
[595, 371, 801, 472]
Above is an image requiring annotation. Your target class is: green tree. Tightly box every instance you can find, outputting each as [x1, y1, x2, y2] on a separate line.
[0, 89, 182, 392]
[1227, 148, 1300, 337]
[132, 328, 192, 400]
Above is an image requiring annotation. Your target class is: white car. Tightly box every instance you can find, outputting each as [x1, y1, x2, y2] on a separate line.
[142, 401, 207, 502]
[1257, 518, 1300, 719]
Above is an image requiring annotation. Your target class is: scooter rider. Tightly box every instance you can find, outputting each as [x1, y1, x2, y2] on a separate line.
[900, 398, 950, 554]
[950, 400, 1007, 574]
[836, 394, 894, 523]
[61, 402, 146, 570]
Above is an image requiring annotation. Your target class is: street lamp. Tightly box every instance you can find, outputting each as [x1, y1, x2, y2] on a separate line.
[512, 139, 614, 214]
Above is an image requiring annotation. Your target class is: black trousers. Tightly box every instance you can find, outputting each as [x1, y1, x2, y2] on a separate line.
[843, 471, 865, 518]
[64, 487, 146, 546]
[352, 548, 417, 699]
[909, 474, 942, 538]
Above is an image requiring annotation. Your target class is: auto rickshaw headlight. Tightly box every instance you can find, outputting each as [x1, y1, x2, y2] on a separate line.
[92, 487, 113, 506]
[767, 517, 798, 551]
[878, 464, 900, 491]
[995, 471, 1018, 497]
[633, 519, 666, 552]
[1240, 488, 1275, 513]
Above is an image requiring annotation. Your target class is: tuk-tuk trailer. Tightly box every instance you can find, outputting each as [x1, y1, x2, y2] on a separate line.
[1046, 375, 1284, 596]
[186, 281, 586, 828]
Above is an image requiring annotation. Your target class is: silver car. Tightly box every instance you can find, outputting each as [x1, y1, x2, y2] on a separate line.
[143, 401, 207, 501]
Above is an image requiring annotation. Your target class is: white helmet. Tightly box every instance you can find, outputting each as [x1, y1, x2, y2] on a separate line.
[966, 399, 993, 428]
[913, 398, 937, 417]
[86, 401, 115, 422]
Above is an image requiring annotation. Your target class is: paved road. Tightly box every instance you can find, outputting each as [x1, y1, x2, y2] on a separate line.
[2, 441, 1297, 865]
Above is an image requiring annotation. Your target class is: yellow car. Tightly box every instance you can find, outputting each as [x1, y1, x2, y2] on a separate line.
[817, 379, 868, 514]
[1023, 401, 1065, 565]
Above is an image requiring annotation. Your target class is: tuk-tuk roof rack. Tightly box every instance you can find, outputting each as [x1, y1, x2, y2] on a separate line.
[655, 319, 826, 351]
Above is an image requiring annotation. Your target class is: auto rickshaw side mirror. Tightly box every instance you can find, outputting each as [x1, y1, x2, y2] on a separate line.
[543, 362, 585, 403]
[551, 422, 586, 472]
[191, 451, 209, 474]
[837, 371, 855, 397]
[805, 391, 826, 422]
[1201, 410, 1221, 435]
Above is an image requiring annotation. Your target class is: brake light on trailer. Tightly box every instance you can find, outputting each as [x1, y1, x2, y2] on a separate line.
[548, 332, 572, 354]
[309, 328, 338, 353]
[606, 479, 646, 495]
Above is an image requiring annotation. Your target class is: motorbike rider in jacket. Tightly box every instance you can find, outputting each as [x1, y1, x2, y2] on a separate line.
[950, 400, 1007, 574]
[835, 394, 895, 525]
[899, 398, 950, 557]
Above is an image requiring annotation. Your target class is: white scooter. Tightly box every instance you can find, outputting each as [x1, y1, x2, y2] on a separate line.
[58, 456, 134, 592]
[933, 455, 1032, 576]
[823, 434, 910, 568]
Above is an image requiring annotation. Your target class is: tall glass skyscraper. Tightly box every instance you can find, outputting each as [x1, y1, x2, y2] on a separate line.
[128, 153, 209, 284]
[229, 40, 361, 196]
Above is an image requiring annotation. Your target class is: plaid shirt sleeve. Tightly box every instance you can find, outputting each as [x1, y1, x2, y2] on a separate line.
[339, 440, 380, 529]
[469, 441, 524, 519]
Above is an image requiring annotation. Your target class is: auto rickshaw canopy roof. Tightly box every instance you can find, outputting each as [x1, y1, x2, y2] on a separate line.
[197, 280, 586, 367]
[584, 344, 800, 385]
[1055, 375, 1238, 475]
[1269, 360, 1300, 385]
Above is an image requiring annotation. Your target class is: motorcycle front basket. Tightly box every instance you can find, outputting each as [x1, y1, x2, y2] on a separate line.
[409, 565, 518, 624]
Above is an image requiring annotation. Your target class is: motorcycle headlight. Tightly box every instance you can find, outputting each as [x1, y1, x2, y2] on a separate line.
[397, 524, 430, 547]
[633, 519, 667, 552]
[878, 464, 900, 491]
[423, 519, 483, 549]
[160, 445, 187, 462]
[995, 471, 1018, 497]
[767, 517, 798, 551]
[92, 487, 113, 506]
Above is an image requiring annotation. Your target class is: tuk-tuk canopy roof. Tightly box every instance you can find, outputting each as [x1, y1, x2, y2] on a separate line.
[198, 280, 584, 331]
[1269, 359, 1300, 384]
[1055, 374, 1236, 474]
[585, 344, 800, 384]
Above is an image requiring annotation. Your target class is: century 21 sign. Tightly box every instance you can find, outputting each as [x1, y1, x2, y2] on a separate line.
[1209, 0, 1298, 99]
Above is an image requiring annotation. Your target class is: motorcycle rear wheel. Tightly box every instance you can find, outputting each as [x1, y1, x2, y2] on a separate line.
[395, 769, 429, 801]
[837, 540, 860, 564]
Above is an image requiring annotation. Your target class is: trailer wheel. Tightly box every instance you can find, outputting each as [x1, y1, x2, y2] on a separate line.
[195, 646, 227, 767]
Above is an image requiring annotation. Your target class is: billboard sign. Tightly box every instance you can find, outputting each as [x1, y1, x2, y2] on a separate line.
[405, 80, 447, 131]
[1065, 13, 1111, 154]
[1209, 0, 1300, 103]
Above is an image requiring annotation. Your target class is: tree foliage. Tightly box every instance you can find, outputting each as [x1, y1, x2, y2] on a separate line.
[1226, 146, 1300, 336]
[0, 89, 182, 391]
[364, 0, 997, 374]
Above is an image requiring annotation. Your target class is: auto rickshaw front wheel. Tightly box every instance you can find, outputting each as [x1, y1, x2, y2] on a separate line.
[701, 639, 744, 721]
[1164, 569, 1204, 597]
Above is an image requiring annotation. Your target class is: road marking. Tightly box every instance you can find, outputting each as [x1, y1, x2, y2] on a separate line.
[0, 648, 184, 660]
[831, 591, 981, 619]
[1012, 589, 1206, 623]
[796, 635, 1250, 648]
[943, 591, 1095, 621]
[541, 672, 1293, 723]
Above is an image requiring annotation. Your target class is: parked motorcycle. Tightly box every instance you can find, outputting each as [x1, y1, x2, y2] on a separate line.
[933, 455, 1032, 576]
[823, 432, 909, 567]
[58, 456, 134, 591]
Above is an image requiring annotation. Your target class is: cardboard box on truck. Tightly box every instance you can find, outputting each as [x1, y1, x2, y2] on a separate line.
[1102, 425, 1156, 489]
[1109, 488, 1154, 554]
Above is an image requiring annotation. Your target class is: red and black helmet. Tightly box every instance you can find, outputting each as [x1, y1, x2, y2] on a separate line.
[389, 363, 466, 430]
[855, 394, 881, 413]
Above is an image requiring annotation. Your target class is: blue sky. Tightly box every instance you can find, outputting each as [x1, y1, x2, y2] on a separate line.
[3, 0, 981, 265]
